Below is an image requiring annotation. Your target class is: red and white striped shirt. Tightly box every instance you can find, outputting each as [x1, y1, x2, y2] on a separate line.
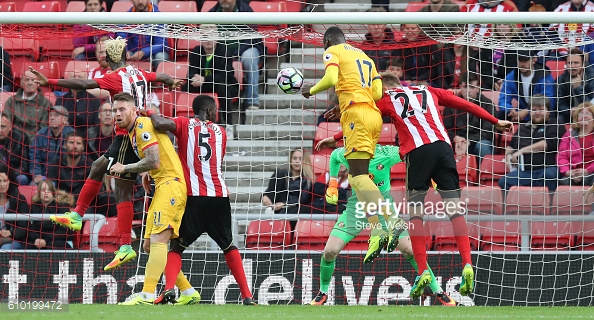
[93, 65, 156, 136]
[550, 1, 594, 45]
[462, 2, 517, 41]
[380, 86, 499, 157]
[172, 117, 229, 197]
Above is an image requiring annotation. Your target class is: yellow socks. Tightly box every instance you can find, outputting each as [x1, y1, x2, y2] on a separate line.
[350, 174, 388, 235]
[176, 271, 193, 292]
[143, 242, 168, 295]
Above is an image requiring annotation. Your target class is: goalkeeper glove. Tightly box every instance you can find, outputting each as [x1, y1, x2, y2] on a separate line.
[325, 178, 339, 205]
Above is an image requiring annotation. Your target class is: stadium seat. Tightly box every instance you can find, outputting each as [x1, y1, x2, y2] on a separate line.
[462, 186, 503, 215]
[294, 220, 335, 251]
[378, 123, 397, 145]
[0, 91, 14, 108]
[310, 154, 330, 180]
[110, 1, 132, 12]
[21, 61, 61, 81]
[201, 0, 217, 12]
[405, 2, 426, 12]
[18, 185, 37, 205]
[155, 61, 187, 79]
[63, 60, 99, 79]
[80, 217, 119, 252]
[426, 220, 479, 251]
[313, 122, 343, 154]
[40, 38, 75, 59]
[551, 185, 591, 215]
[151, 91, 173, 116]
[171, 92, 220, 120]
[479, 221, 522, 251]
[22, 1, 62, 12]
[245, 219, 292, 249]
[530, 221, 573, 251]
[270, 0, 303, 12]
[481, 90, 499, 106]
[505, 186, 549, 215]
[249, 1, 288, 55]
[66, 0, 105, 12]
[546, 60, 566, 80]
[128, 61, 152, 72]
[479, 154, 507, 186]
[574, 221, 594, 250]
[456, 154, 478, 185]
[158, 1, 197, 12]
[497, 123, 518, 150]
[390, 162, 406, 187]
[0, 37, 40, 61]
[175, 39, 200, 61]
[0, 2, 15, 12]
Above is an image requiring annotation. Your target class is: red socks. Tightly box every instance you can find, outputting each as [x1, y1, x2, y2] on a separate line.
[224, 248, 252, 299]
[74, 179, 102, 216]
[409, 217, 428, 276]
[116, 201, 134, 246]
[451, 215, 472, 266]
[165, 251, 182, 291]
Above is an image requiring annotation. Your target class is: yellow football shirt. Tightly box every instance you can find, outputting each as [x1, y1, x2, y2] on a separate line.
[129, 116, 185, 188]
[323, 43, 381, 111]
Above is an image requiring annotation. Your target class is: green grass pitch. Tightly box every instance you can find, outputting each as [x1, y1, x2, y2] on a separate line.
[1, 305, 593, 320]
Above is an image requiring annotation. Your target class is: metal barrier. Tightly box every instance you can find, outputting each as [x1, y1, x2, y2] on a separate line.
[1, 214, 106, 252]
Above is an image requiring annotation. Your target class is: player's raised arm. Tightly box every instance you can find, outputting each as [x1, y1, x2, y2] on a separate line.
[30, 66, 99, 90]
[155, 73, 183, 90]
[371, 77, 383, 101]
[145, 111, 177, 133]
[302, 65, 338, 99]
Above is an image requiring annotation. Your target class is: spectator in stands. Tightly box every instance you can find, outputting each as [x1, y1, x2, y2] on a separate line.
[185, 24, 239, 131]
[549, 0, 594, 63]
[557, 102, 594, 186]
[210, 0, 264, 111]
[115, 0, 169, 69]
[498, 50, 556, 122]
[362, 7, 395, 72]
[310, 165, 349, 214]
[30, 106, 74, 186]
[6, 178, 74, 250]
[87, 101, 114, 160]
[462, 0, 518, 42]
[47, 131, 93, 203]
[0, 115, 30, 185]
[419, 0, 461, 39]
[498, 95, 565, 192]
[1, 46, 13, 92]
[438, 44, 472, 89]
[0, 163, 31, 250]
[391, 24, 447, 87]
[261, 148, 313, 214]
[72, 0, 109, 61]
[2, 70, 51, 141]
[556, 49, 594, 123]
[522, 4, 558, 59]
[88, 36, 111, 79]
[56, 71, 102, 132]
[443, 72, 497, 161]
[387, 58, 409, 87]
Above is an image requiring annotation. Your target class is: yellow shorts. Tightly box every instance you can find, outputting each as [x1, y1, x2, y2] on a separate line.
[340, 103, 382, 158]
[144, 178, 188, 239]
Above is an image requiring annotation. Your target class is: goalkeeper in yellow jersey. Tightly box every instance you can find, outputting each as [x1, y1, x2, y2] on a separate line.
[310, 144, 456, 306]
[302, 26, 398, 264]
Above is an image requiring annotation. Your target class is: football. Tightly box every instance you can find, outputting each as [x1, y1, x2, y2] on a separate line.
[276, 67, 304, 94]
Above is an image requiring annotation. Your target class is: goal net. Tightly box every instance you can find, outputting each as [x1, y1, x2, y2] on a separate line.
[1, 3, 594, 307]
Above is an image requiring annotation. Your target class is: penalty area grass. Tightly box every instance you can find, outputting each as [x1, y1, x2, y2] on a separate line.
[1, 305, 592, 320]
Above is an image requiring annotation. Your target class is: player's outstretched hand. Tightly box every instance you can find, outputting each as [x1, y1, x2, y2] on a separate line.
[140, 172, 152, 194]
[324, 105, 341, 121]
[301, 83, 313, 99]
[325, 178, 339, 205]
[28, 67, 48, 86]
[494, 120, 513, 132]
[169, 79, 184, 90]
[584, 184, 594, 203]
[316, 136, 337, 151]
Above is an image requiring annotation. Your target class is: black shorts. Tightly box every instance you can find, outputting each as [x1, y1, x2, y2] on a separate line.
[405, 141, 461, 201]
[174, 196, 234, 250]
[103, 135, 140, 181]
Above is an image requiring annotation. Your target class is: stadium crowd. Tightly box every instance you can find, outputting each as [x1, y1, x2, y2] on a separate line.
[0, 0, 594, 250]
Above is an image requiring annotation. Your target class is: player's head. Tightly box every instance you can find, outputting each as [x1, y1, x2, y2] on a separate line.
[323, 27, 346, 49]
[379, 71, 400, 89]
[529, 94, 550, 124]
[112, 92, 137, 129]
[104, 36, 127, 67]
[192, 95, 217, 122]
